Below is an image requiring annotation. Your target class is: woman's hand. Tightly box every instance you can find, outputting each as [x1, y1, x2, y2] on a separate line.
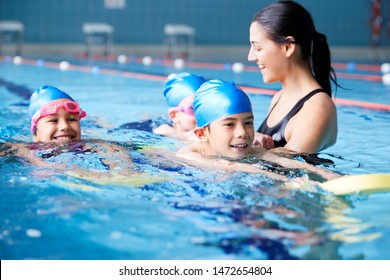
[253, 132, 274, 149]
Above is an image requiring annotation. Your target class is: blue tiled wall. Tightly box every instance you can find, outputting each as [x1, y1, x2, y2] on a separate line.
[0, 0, 389, 47]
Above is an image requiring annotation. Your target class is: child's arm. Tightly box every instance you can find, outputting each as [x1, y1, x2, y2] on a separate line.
[93, 140, 135, 174]
[153, 125, 197, 142]
[2, 142, 70, 178]
[176, 143, 288, 181]
[153, 124, 176, 136]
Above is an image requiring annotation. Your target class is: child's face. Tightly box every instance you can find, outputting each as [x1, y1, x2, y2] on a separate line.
[33, 107, 82, 143]
[169, 94, 196, 131]
[201, 112, 255, 159]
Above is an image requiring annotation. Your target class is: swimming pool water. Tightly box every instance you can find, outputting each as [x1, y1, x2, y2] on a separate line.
[0, 58, 389, 260]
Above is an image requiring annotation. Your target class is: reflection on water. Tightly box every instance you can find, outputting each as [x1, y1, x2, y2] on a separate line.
[1, 134, 388, 260]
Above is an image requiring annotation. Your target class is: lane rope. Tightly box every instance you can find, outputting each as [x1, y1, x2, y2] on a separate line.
[2, 56, 389, 111]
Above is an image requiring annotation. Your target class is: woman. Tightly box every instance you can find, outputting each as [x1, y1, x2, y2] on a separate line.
[248, 1, 339, 153]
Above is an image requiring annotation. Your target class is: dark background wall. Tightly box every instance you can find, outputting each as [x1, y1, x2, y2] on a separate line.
[1, 0, 389, 47]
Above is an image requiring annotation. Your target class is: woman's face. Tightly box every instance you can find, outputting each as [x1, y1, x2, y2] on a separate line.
[248, 22, 288, 84]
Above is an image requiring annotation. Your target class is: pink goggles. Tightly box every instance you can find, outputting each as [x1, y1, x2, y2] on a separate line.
[30, 100, 87, 132]
[168, 104, 194, 116]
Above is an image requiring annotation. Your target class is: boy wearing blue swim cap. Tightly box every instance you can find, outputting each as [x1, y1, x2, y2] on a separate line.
[28, 85, 86, 143]
[176, 79, 340, 180]
[176, 79, 258, 160]
[153, 72, 206, 141]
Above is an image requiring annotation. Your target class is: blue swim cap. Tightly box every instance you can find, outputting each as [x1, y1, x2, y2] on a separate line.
[163, 72, 205, 107]
[28, 85, 74, 124]
[194, 79, 252, 127]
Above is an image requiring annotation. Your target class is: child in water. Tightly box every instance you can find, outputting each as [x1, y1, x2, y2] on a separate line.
[29, 85, 86, 143]
[153, 72, 205, 141]
[176, 79, 339, 181]
[1, 85, 139, 181]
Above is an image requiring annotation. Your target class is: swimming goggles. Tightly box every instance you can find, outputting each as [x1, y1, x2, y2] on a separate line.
[30, 100, 87, 132]
[168, 104, 194, 116]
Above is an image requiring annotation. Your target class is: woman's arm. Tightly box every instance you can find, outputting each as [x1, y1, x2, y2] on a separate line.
[260, 149, 340, 181]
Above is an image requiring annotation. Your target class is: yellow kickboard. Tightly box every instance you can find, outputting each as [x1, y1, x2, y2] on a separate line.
[65, 171, 171, 188]
[320, 173, 390, 195]
[89, 174, 169, 186]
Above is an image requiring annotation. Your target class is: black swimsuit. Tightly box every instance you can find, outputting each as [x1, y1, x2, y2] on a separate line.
[257, 88, 325, 147]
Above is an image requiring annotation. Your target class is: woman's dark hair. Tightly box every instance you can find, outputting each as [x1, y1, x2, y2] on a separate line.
[252, 1, 339, 96]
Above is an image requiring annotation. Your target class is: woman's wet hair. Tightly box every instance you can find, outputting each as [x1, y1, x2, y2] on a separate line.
[252, 0, 339, 96]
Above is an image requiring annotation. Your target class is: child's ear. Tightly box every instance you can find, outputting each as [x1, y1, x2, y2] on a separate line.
[168, 109, 177, 121]
[193, 127, 208, 142]
[32, 133, 38, 142]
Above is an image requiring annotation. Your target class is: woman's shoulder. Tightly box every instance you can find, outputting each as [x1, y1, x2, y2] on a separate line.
[288, 90, 337, 132]
[304, 90, 336, 112]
